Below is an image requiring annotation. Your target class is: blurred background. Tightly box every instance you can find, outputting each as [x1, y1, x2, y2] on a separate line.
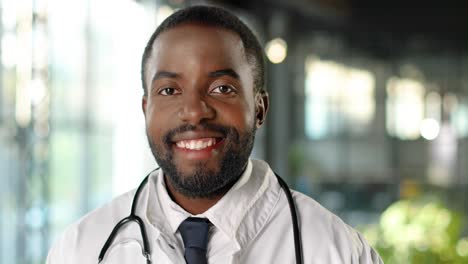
[1, 0, 467, 263]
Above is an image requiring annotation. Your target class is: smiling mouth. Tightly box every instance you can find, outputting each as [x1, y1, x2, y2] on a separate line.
[174, 137, 223, 150]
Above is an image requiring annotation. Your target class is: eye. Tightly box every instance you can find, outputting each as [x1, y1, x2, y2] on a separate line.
[158, 87, 180, 96]
[210, 85, 236, 95]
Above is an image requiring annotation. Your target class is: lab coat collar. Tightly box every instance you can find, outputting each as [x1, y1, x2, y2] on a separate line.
[144, 159, 282, 250]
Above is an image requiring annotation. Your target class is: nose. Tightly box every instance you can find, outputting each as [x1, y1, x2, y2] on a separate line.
[178, 93, 215, 125]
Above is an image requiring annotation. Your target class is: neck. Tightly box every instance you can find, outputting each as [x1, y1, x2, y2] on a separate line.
[164, 176, 228, 215]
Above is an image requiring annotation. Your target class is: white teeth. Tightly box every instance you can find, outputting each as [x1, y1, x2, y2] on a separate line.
[176, 138, 217, 150]
[196, 141, 202, 149]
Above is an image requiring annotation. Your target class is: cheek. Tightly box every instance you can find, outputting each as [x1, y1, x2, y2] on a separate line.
[145, 105, 169, 140]
[220, 102, 255, 130]
[243, 108, 255, 128]
[242, 96, 257, 127]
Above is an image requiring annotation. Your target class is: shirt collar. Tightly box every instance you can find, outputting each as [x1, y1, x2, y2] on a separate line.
[145, 168, 188, 237]
[145, 159, 281, 248]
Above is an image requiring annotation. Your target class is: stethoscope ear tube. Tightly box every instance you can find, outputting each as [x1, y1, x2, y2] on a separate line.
[275, 173, 304, 264]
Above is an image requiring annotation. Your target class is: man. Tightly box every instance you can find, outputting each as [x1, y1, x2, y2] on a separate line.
[47, 5, 383, 264]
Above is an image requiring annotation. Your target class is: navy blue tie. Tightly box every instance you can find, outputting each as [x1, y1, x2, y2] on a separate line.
[178, 217, 211, 264]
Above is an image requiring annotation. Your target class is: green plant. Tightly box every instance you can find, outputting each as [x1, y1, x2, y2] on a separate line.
[360, 196, 468, 263]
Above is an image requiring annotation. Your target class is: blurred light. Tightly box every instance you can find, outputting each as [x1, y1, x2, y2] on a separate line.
[453, 101, 468, 137]
[305, 56, 375, 138]
[1, 0, 18, 30]
[30, 78, 47, 106]
[1, 33, 18, 67]
[15, 5, 34, 128]
[17, 0, 33, 20]
[25, 207, 45, 229]
[16, 85, 32, 127]
[343, 68, 375, 124]
[156, 5, 174, 25]
[420, 118, 440, 140]
[32, 27, 49, 68]
[34, 0, 49, 18]
[305, 57, 343, 138]
[386, 77, 425, 140]
[265, 37, 287, 64]
[457, 238, 468, 257]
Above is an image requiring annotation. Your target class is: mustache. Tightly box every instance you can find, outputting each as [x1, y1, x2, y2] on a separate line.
[162, 123, 235, 145]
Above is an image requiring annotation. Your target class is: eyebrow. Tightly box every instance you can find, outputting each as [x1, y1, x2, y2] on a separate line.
[152, 71, 180, 84]
[151, 68, 240, 85]
[208, 68, 240, 79]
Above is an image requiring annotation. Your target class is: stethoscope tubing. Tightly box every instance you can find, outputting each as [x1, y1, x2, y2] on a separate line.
[98, 169, 303, 264]
[98, 171, 154, 264]
[275, 173, 303, 264]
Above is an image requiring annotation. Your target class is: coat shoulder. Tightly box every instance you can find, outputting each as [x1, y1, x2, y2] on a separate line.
[47, 190, 136, 264]
[291, 191, 383, 263]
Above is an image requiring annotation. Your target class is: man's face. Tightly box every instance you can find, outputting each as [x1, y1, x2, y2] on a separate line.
[142, 24, 267, 198]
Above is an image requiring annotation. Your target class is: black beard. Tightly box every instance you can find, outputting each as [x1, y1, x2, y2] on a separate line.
[147, 123, 256, 199]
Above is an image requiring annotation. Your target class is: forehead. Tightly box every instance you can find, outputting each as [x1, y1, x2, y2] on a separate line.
[158, 23, 242, 46]
[148, 23, 248, 72]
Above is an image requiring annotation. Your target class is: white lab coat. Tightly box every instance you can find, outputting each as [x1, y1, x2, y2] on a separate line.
[47, 159, 383, 263]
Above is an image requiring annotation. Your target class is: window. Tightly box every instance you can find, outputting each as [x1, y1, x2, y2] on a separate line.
[305, 55, 375, 139]
[386, 77, 425, 140]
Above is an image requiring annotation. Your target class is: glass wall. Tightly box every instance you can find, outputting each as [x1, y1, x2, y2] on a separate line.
[286, 31, 468, 263]
[1, 0, 160, 262]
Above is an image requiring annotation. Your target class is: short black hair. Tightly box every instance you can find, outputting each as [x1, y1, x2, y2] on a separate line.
[141, 5, 265, 96]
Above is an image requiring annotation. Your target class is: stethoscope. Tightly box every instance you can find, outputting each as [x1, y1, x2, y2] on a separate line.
[98, 168, 303, 264]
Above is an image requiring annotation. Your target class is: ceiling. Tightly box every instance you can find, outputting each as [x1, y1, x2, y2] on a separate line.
[212, 0, 468, 55]
[334, 0, 467, 56]
[349, 1, 467, 35]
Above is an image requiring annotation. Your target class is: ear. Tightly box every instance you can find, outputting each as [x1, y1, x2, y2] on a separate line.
[255, 90, 269, 128]
[142, 95, 148, 117]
